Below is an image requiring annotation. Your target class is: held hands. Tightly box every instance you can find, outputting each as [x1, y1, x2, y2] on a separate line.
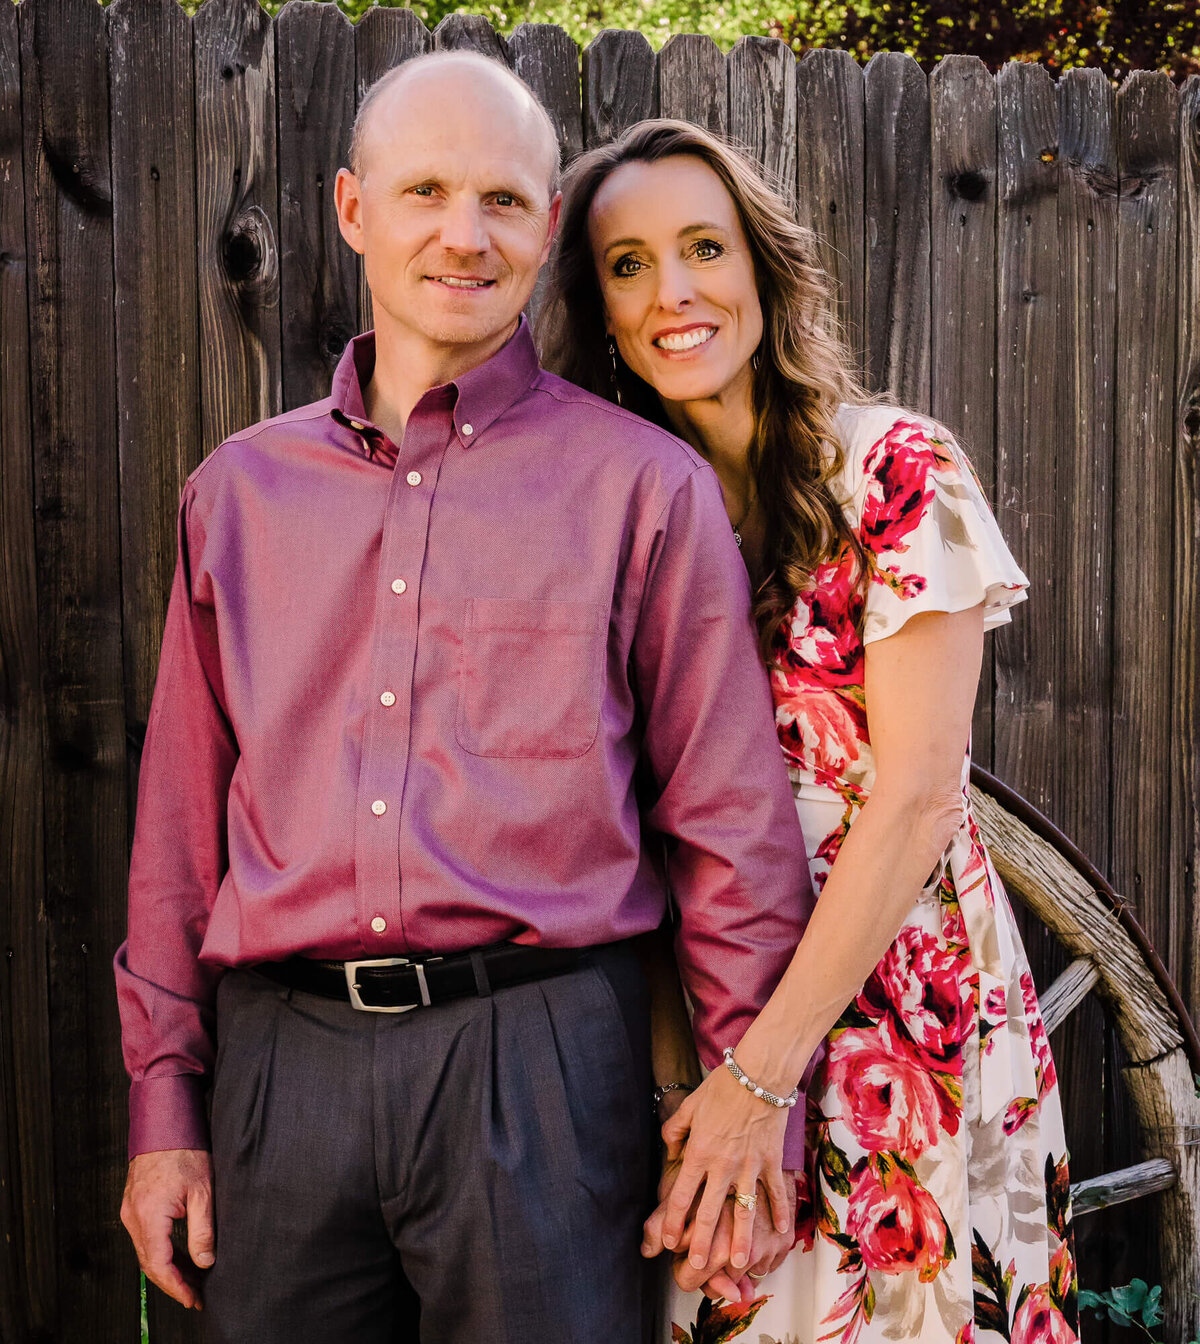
[120, 1148, 214, 1310]
[642, 1064, 794, 1292]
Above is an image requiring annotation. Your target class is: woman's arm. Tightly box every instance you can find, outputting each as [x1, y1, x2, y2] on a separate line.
[646, 602, 986, 1272]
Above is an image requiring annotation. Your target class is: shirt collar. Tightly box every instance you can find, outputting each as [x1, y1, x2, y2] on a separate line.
[329, 316, 541, 457]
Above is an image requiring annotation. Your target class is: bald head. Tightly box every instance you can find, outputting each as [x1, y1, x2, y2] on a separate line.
[348, 51, 561, 199]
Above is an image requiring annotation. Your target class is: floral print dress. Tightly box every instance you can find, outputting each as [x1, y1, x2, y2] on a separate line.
[667, 407, 1078, 1344]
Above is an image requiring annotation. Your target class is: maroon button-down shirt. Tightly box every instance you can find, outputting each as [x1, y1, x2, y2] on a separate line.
[115, 319, 813, 1162]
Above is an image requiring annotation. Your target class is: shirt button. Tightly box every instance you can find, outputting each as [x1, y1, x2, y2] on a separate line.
[380, 690, 396, 707]
[461, 423, 473, 437]
[371, 799, 387, 816]
[350, 420, 365, 431]
[391, 578, 407, 595]
[406, 470, 422, 486]
[371, 915, 387, 934]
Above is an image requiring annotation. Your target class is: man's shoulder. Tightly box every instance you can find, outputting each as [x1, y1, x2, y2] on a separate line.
[528, 371, 707, 477]
[186, 397, 337, 493]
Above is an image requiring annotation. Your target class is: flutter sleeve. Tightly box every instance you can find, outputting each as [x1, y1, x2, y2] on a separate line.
[850, 413, 1029, 644]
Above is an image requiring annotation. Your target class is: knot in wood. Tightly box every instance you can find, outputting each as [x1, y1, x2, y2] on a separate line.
[948, 170, 988, 202]
[223, 205, 278, 297]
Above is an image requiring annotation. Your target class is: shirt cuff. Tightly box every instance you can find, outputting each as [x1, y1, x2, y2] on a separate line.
[128, 1073, 210, 1159]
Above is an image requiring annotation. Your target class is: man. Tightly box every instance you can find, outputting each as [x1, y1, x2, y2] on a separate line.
[116, 51, 812, 1341]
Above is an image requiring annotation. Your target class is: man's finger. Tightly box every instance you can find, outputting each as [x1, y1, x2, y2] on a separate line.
[186, 1180, 215, 1270]
[134, 1207, 199, 1311]
[701, 1266, 745, 1302]
[660, 1107, 691, 1164]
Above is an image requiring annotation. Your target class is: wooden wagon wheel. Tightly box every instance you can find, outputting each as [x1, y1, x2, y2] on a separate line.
[969, 765, 1200, 1342]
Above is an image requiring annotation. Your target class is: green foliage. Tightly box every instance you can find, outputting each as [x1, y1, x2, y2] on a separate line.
[1078, 1278, 1200, 1344]
[170, 0, 1199, 79]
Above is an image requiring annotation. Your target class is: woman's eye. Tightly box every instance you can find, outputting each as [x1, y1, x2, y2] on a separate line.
[613, 255, 643, 278]
[693, 239, 724, 260]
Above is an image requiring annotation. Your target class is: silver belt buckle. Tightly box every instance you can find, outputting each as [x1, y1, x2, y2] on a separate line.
[344, 956, 432, 1013]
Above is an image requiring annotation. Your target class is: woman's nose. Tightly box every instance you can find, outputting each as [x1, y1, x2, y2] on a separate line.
[655, 259, 694, 311]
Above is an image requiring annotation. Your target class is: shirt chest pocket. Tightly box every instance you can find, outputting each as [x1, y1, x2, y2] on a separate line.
[456, 598, 607, 760]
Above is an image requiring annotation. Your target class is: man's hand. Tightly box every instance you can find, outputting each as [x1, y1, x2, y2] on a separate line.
[669, 1174, 798, 1302]
[120, 1149, 214, 1310]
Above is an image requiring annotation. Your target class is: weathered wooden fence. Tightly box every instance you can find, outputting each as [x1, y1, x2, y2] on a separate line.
[0, 0, 1197, 1339]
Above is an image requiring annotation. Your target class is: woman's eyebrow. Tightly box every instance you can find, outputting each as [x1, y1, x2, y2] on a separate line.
[679, 222, 729, 236]
[603, 236, 644, 255]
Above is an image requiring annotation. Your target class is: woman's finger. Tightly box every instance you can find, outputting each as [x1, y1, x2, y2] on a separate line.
[727, 1168, 759, 1269]
[658, 1155, 705, 1251]
[684, 1171, 732, 1268]
[762, 1161, 793, 1235]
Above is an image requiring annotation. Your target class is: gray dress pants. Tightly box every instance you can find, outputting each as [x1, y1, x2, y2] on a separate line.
[201, 944, 656, 1344]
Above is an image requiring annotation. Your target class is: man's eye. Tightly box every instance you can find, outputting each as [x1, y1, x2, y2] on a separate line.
[494, 192, 517, 207]
[693, 239, 724, 260]
[613, 255, 643, 278]
[412, 185, 435, 197]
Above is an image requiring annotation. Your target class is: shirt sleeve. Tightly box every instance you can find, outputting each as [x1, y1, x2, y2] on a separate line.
[631, 464, 815, 1167]
[113, 481, 238, 1158]
[855, 415, 1028, 645]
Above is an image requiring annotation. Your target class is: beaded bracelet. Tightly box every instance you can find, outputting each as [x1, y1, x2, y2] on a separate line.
[722, 1047, 799, 1109]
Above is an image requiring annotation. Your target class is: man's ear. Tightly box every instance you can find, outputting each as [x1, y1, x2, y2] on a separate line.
[539, 190, 563, 265]
[334, 167, 365, 256]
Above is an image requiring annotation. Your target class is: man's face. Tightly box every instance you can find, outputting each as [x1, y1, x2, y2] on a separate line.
[336, 68, 560, 367]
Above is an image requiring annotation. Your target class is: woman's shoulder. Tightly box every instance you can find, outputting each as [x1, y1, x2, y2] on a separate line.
[829, 403, 970, 497]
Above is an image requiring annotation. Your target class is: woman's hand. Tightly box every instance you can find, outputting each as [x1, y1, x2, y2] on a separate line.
[642, 1063, 792, 1273]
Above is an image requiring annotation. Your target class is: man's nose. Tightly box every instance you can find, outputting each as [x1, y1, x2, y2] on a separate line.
[655, 258, 694, 312]
[439, 197, 490, 254]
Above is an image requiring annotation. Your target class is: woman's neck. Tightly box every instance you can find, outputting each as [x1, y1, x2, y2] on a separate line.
[661, 375, 757, 520]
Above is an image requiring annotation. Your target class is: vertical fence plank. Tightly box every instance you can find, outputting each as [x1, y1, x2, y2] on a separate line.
[727, 37, 796, 206]
[863, 51, 930, 409]
[109, 1, 205, 1337]
[1175, 78, 1200, 1029]
[0, 2, 53, 1338]
[194, 0, 281, 455]
[276, 0, 356, 411]
[19, 0, 134, 1337]
[1112, 71, 1180, 967]
[433, 12, 508, 59]
[509, 23, 583, 329]
[354, 6, 431, 335]
[795, 49, 865, 376]
[656, 34, 726, 132]
[582, 29, 656, 147]
[510, 23, 583, 167]
[930, 55, 997, 766]
[1056, 68, 1118, 867]
[1059, 68, 1129, 1308]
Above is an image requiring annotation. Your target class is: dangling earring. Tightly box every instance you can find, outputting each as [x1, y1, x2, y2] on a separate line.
[751, 348, 761, 373]
[607, 337, 623, 407]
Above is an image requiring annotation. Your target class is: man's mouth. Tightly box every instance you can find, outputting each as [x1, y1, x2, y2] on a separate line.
[652, 326, 717, 353]
[428, 275, 496, 290]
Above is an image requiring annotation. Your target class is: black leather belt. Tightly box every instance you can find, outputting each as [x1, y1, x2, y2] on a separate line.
[253, 942, 588, 1013]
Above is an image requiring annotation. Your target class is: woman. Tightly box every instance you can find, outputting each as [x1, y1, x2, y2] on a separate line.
[539, 120, 1078, 1344]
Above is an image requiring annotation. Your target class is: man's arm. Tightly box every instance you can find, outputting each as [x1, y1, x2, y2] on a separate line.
[115, 481, 238, 1307]
[629, 463, 815, 1172]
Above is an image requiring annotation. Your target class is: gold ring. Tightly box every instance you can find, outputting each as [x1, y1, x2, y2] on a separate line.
[747, 1270, 768, 1280]
[733, 1190, 758, 1213]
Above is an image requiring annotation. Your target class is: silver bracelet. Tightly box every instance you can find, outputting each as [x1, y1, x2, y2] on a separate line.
[652, 1082, 694, 1113]
[722, 1047, 799, 1109]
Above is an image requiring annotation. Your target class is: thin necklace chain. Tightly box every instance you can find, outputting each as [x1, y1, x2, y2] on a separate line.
[731, 489, 756, 550]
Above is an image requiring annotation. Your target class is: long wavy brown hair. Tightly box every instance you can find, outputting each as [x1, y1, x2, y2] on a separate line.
[537, 118, 878, 658]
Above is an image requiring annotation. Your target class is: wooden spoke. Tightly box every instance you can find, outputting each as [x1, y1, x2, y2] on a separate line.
[1039, 956, 1101, 1035]
[1070, 1158, 1178, 1217]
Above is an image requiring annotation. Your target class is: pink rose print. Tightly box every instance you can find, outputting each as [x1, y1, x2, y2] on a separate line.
[774, 551, 865, 692]
[955, 1322, 976, 1344]
[774, 686, 863, 779]
[826, 1015, 958, 1156]
[1011, 1285, 1078, 1344]
[1021, 970, 1059, 1095]
[857, 926, 972, 1070]
[859, 420, 946, 557]
[846, 1155, 953, 1282]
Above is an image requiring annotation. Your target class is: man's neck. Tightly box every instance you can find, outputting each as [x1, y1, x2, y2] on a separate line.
[363, 313, 520, 444]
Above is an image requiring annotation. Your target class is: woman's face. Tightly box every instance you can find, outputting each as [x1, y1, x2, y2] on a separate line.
[587, 154, 764, 409]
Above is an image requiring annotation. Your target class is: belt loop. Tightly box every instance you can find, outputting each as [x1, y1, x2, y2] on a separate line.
[469, 949, 492, 998]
